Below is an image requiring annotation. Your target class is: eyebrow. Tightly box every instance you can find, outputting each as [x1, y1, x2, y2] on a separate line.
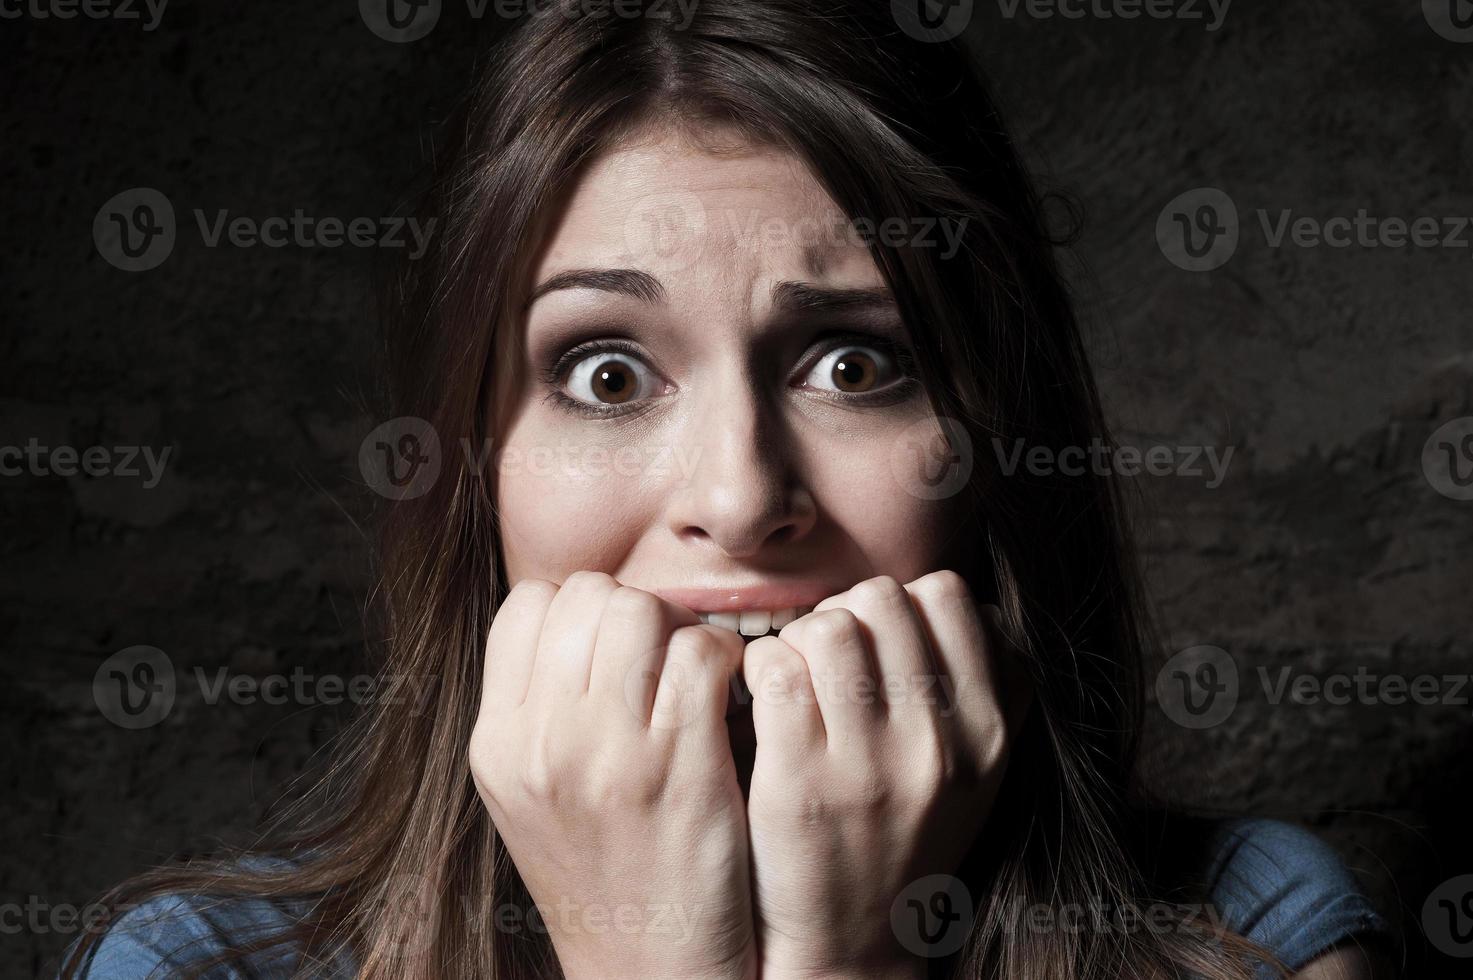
[525, 268, 898, 316]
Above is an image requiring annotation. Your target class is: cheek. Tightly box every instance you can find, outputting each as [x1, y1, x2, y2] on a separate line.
[493, 424, 654, 583]
[805, 428, 963, 581]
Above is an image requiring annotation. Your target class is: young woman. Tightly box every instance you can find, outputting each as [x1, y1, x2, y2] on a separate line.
[62, 1, 1393, 977]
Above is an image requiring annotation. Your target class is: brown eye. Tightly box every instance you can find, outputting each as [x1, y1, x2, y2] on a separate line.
[802, 344, 903, 396]
[831, 351, 878, 392]
[590, 359, 635, 403]
[565, 353, 658, 406]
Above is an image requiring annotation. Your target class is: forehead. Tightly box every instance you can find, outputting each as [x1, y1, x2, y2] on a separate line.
[528, 125, 883, 291]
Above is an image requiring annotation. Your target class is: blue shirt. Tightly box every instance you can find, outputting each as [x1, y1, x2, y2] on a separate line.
[63, 817, 1389, 978]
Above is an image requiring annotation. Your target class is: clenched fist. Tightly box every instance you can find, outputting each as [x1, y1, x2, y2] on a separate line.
[469, 572, 757, 980]
[741, 571, 1029, 979]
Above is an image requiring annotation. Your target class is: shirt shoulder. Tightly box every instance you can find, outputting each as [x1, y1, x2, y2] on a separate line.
[1200, 817, 1390, 973]
[62, 860, 351, 979]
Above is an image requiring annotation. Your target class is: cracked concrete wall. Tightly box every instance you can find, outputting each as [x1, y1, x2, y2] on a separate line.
[2, 1, 1469, 975]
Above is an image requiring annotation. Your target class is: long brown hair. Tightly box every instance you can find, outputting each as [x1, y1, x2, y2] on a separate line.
[64, 2, 1280, 977]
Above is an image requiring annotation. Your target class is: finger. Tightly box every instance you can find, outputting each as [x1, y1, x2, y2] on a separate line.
[815, 575, 936, 719]
[481, 578, 559, 713]
[525, 570, 620, 705]
[743, 634, 825, 753]
[902, 570, 1019, 754]
[776, 607, 881, 741]
[587, 586, 700, 723]
[652, 624, 744, 750]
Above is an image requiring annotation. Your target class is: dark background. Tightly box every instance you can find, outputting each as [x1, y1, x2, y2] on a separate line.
[3, 1, 1470, 976]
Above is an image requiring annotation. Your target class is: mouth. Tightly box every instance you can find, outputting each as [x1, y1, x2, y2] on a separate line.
[686, 605, 819, 717]
[693, 604, 817, 642]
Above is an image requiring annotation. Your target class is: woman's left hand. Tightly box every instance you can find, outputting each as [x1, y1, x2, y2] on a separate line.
[740, 571, 1030, 980]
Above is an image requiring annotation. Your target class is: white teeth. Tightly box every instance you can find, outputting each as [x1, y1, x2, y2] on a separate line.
[705, 611, 740, 631]
[696, 605, 813, 635]
[738, 610, 772, 636]
[770, 606, 799, 628]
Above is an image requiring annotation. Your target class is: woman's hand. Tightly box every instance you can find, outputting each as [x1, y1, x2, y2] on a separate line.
[741, 571, 1029, 980]
[469, 572, 757, 980]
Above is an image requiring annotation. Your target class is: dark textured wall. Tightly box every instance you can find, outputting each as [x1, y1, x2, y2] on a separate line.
[2, 1, 1469, 976]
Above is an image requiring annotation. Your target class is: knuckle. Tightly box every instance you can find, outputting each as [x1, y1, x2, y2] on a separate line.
[753, 648, 808, 691]
[978, 717, 1013, 771]
[467, 731, 496, 785]
[851, 574, 904, 607]
[804, 607, 861, 647]
[511, 577, 559, 599]
[667, 623, 714, 658]
[504, 578, 558, 612]
[564, 569, 618, 593]
[516, 751, 562, 804]
[912, 568, 972, 606]
[604, 585, 664, 625]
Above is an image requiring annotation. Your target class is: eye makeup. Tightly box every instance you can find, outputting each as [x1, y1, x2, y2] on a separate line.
[535, 325, 923, 418]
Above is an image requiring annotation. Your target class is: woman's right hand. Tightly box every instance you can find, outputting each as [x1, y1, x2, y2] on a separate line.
[469, 572, 756, 980]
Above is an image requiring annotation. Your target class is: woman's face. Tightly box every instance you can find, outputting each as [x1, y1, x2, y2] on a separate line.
[494, 123, 965, 628]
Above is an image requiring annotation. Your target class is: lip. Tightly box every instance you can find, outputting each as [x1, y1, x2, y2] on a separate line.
[651, 582, 840, 614]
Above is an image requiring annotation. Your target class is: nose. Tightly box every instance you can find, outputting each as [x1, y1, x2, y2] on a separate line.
[665, 383, 816, 558]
